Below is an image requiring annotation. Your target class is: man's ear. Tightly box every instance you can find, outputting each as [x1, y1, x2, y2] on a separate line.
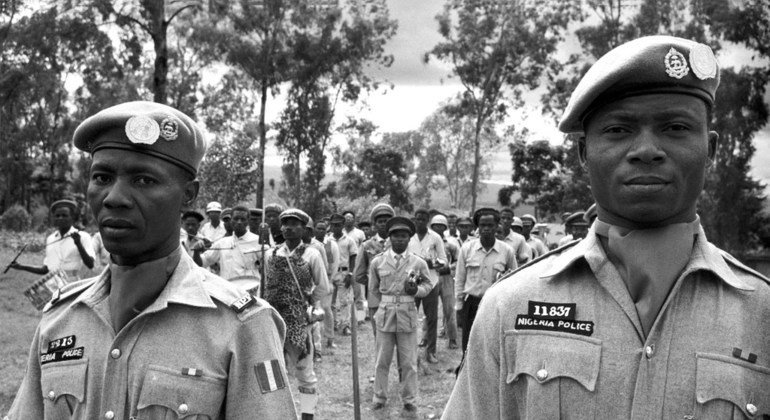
[707, 131, 719, 165]
[577, 136, 587, 166]
[183, 180, 200, 206]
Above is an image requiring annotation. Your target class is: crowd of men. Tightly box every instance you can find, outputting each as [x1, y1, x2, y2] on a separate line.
[5, 35, 770, 419]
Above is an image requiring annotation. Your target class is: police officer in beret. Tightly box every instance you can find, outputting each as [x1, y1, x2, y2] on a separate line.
[369, 216, 434, 414]
[5, 101, 296, 419]
[9, 199, 95, 280]
[444, 36, 770, 419]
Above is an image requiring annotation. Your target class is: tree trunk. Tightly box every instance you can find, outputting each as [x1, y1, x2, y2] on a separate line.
[470, 116, 483, 213]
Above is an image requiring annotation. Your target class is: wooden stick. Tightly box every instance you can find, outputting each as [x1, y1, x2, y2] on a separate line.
[350, 299, 361, 419]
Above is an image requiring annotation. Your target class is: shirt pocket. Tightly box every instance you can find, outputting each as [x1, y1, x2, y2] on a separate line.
[464, 261, 481, 285]
[504, 330, 601, 419]
[396, 304, 417, 333]
[136, 364, 226, 420]
[40, 359, 88, 420]
[695, 352, 770, 419]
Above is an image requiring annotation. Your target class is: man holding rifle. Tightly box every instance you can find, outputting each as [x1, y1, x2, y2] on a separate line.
[8, 199, 94, 280]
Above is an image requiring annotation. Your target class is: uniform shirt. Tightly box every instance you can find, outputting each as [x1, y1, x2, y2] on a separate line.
[268, 243, 330, 305]
[354, 234, 391, 288]
[44, 227, 95, 278]
[527, 236, 549, 258]
[407, 230, 447, 284]
[331, 233, 357, 270]
[443, 224, 770, 419]
[90, 232, 110, 271]
[368, 250, 435, 332]
[200, 221, 227, 243]
[454, 239, 517, 309]
[200, 231, 262, 281]
[6, 250, 297, 419]
[502, 230, 533, 264]
[344, 226, 366, 247]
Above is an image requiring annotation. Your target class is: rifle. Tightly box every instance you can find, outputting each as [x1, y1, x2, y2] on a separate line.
[4, 244, 28, 274]
[350, 298, 361, 420]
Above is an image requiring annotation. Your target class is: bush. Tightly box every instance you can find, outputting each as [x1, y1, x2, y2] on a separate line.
[1, 205, 31, 232]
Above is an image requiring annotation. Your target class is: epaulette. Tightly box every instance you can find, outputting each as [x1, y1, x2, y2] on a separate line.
[202, 271, 266, 317]
[720, 250, 770, 285]
[43, 278, 96, 312]
[497, 239, 581, 283]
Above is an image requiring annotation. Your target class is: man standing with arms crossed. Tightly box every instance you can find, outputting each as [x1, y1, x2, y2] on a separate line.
[444, 36, 770, 418]
[6, 101, 295, 419]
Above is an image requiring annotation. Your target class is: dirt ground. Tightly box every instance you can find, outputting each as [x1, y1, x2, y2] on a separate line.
[0, 244, 461, 419]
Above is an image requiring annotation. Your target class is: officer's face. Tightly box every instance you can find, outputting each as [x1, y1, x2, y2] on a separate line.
[374, 215, 391, 237]
[500, 212, 513, 229]
[477, 215, 498, 241]
[281, 218, 305, 240]
[231, 210, 249, 237]
[88, 148, 198, 265]
[182, 216, 200, 236]
[52, 206, 74, 231]
[581, 94, 717, 228]
[390, 230, 410, 253]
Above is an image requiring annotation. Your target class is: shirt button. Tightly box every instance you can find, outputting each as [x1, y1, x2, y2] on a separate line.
[746, 403, 758, 416]
[178, 403, 189, 414]
[645, 345, 654, 359]
[104, 411, 115, 419]
[47, 390, 55, 400]
[110, 348, 121, 359]
[536, 368, 548, 381]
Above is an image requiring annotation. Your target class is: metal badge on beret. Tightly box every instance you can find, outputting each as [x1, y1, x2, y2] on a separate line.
[159, 116, 179, 141]
[689, 43, 717, 80]
[125, 115, 160, 145]
[664, 47, 689, 79]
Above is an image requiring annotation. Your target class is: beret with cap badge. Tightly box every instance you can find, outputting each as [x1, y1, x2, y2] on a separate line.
[73, 101, 207, 176]
[559, 35, 720, 134]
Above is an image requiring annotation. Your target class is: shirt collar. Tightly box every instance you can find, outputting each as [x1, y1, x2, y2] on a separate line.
[75, 247, 217, 310]
[53, 226, 78, 238]
[473, 238, 503, 253]
[540, 222, 756, 291]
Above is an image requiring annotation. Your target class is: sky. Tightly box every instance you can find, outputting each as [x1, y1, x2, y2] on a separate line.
[266, 0, 770, 187]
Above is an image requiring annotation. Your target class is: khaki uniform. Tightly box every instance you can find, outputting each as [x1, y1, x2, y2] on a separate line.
[5, 250, 296, 419]
[443, 225, 770, 419]
[369, 250, 434, 404]
[354, 234, 391, 322]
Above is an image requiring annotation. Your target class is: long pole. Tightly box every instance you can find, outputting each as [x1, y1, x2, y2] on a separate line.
[350, 300, 361, 419]
[260, 206, 266, 299]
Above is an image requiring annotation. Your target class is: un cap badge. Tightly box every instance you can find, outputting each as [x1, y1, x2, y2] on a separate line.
[125, 115, 160, 145]
[159, 116, 179, 141]
[689, 43, 717, 80]
[664, 47, 689, 79]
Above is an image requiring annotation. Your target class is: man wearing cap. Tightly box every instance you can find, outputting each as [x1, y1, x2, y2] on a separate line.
[221, 207, 234, 237]
[408, 208, 447, 364]
[521, 214, 549, 258]
[6, 101, 296, 419]
[453, 208, 517, 354]
[194, 205, 263, 291]
[559, 211, 590, 246]
[329, 213, 359, 336]
[342, 210, 366, 247]
[200, 201, 226, 243]
[430, 214, 460, 349]
[263, 208, 330, 420]
[264, 203, 285, 245]
[499, 207, 533, 264]
[9, 199, 95, 280]
[369, 216, 434, 414]
[444, 36, 770, 419]
[354, 203, 395, 332]
[456, 216, 474, 246]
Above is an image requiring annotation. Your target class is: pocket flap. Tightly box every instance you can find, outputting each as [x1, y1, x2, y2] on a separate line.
[696, 353, 770, 417]
[137, 365, 226, 416]
[40, 359, 88, 403]
[505, 330, 601, 391]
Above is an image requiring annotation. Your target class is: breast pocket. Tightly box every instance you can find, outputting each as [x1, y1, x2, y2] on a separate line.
[695, 353, 770, 419]
[41, 359, 88, 420]
[504, 330, 602, 419]
[136, 365, 226, 420]
[464, 261, 481, 284]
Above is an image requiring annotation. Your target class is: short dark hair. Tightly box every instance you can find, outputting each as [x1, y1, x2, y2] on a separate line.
[232, 205, 250, 215]
[414, 208, 430, 217]
[500, 207, 514, 216]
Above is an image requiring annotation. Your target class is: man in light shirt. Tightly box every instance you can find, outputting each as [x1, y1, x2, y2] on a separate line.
[328, 213, 358, 336]
[342, 210, 366, 247]
[499, 207, 532, 264]
[199, 201, 226, 243]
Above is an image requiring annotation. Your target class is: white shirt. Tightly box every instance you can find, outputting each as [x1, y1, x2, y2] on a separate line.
[91, 232, 110, 270]
[44, 226, 94, 277]
[407, 229, 447, 284]
[200, 221, 227, 243]
[200, 231, 263, 281]
[344, 227, 366, 247]
[331, 233, 357, 269]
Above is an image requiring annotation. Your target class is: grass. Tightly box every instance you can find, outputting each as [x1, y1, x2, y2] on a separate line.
[0, 243, 461, 418]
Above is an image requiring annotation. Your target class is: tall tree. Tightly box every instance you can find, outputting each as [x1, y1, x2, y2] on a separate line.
[505, 139, 566, 220]
[425, 0, 579, 212]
